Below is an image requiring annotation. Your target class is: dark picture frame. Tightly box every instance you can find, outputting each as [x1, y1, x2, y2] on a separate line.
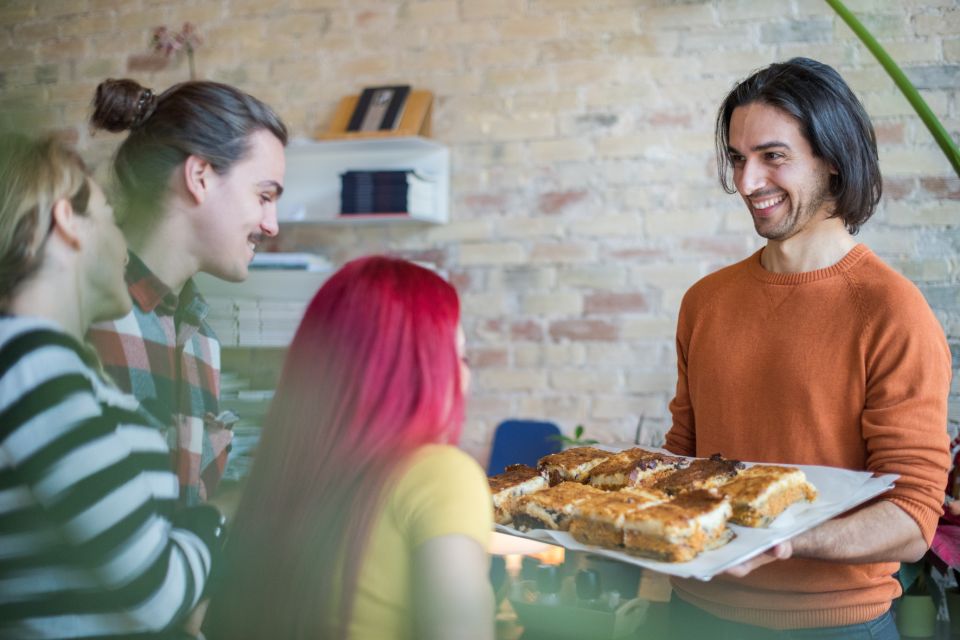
[346, 85, 412, 132]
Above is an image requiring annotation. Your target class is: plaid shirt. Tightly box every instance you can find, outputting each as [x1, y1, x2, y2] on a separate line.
[88, 252, 231, 506]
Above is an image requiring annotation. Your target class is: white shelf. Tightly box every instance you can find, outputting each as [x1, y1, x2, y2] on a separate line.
[278, 136, 450, 225]
[195, 270, 331, 347]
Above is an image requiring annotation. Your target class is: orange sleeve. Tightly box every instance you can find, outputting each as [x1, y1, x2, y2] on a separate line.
[861, 290, 952, 545]
[665, 292, 696, 457]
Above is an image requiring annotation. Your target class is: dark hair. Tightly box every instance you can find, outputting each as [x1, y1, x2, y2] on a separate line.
[90, 78, 288, 228]
[715, 57, 882, 235]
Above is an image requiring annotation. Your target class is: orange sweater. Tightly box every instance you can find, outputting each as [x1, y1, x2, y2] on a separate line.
[665, 244, 952, 629]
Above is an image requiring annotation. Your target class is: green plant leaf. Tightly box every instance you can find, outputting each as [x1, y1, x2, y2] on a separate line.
[826, 0, 960, 178]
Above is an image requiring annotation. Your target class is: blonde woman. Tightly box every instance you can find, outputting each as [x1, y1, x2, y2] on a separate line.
[0, 134, 218, 639]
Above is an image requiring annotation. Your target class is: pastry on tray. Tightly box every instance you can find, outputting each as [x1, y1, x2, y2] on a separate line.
[622, 489, 734, 562]
[718, 464, 818, 527]
[568, 488, 668, 547]
[489, 464, 549, 525]
[587, 447, 688, 490]
[512, 481, 607, 531]
[537, 446, 614, 486]
[649, 453, 745, 496]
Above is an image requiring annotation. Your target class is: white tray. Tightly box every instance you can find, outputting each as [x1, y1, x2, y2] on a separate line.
[495, 461, 897, 581]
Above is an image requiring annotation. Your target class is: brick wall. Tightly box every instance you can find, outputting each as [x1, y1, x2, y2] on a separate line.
[2, 0, 958, 458]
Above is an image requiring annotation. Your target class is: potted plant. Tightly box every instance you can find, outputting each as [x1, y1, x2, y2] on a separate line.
[549, 424, 599, 449]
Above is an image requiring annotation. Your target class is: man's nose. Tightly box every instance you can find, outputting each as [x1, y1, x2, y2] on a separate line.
[261, 207, 279, 238]
[736, 159, 766, 196]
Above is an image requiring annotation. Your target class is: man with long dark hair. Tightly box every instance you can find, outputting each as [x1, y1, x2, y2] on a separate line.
[664, 57, 951, 638]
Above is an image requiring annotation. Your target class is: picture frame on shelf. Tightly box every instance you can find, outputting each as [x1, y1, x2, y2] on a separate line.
[346, 85, 411, 132]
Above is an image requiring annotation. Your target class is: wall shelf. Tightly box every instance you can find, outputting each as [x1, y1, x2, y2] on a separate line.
[278, 136, 449, 225]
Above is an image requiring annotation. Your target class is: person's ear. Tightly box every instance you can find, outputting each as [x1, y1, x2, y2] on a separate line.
[183, 154, 213, 205]
[49, 197, 82, 250]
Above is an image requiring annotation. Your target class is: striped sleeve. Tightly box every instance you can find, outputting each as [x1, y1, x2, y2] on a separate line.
[0, 326, 211, 639]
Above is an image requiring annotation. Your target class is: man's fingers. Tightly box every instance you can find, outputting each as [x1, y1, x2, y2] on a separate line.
[724, 542, 793, 578]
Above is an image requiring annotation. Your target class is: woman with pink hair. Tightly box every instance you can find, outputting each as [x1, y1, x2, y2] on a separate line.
[205, 256, 494, 639]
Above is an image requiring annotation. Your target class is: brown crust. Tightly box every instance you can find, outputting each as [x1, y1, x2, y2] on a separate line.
[513, 481, 608, 529]
[720, 465, 818, 527]
[621, 490, 732, 561]
[537, 447, 613, 485]
[569, 490, 667, 546]
[589, 448, 687, 489]
[649, 453, 744, 495]
[488, 464, 543, 494]
[517, 481, 607, 513]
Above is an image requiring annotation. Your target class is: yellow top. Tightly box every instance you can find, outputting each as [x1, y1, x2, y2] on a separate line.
[347, 444, 492, 640]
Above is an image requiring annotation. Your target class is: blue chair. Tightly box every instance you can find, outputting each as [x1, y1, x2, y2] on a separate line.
[486, 419, 562, 476]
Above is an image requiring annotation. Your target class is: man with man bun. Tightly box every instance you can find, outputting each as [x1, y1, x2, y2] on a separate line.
[87, 79, 287, 506]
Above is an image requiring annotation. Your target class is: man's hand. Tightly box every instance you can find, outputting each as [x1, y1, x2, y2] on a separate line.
[725, 501, 928, 579]
[725, 541, 793, 577]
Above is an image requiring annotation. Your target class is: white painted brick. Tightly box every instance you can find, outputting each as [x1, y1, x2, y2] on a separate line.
[499, 15, 563, 41]
[719, 0, 791, 21]
[565, 9, 639, 35]
[880, 148, 956, 178]
[461, 0, 523, 19]
[568, 214, 645, 237]
[462, 292, 511, 318]
[530, 139, 594, 164]
[478, 368, 548, 391]
[459, 242, 527, 265]
[647, 212, 722, 237]
[629, 264, 702, 290]
[621, 317, 677, 340]
[585, 344, 644, 367]
[556, 265, 628, 290]
[884, 201, 960, 225]
[425, 219, 493, 242]
[521, 292, 584, 316]
[591, 395, 665, 420]
[487, 266, 558, 291]
[516, 394, 589, 424]
[643, 4, 716, 28]
[514, 343, 586, 368]
[625, 371, 677, 394]
[551, 369, 621, 392]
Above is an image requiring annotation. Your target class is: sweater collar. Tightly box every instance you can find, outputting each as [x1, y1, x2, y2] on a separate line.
[747, 243, 870, 285]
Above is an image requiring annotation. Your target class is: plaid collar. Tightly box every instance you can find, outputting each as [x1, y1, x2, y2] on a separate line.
[126, 252, 208, 323]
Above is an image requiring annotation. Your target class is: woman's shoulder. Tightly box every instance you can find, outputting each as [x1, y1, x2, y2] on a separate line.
[391, 444, 492, 545]
[403, 444, 487, 486]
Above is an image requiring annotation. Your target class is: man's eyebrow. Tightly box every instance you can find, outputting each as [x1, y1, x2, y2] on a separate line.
[752, 141, 791, 152]
[258, 180, 284, 197]
[727, 141, 792, 156]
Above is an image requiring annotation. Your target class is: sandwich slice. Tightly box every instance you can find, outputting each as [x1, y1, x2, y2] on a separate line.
[718, 464, 818, 527]
[538, 446, 614, 486]
[489, 464, 549, 525]
[649, 453, 745, 496]
[568, 487, 668, 547]
[512, 481, 608, 531]
[622, 490, 734, 562]
[587, 447, 688, 490]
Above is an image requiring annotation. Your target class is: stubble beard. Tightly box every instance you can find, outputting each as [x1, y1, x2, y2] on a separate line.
[754, 181, 832, 243]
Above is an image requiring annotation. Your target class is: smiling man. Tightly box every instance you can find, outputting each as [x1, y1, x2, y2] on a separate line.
[86, 79, 287, 506]
[663, 58, 952, 639]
